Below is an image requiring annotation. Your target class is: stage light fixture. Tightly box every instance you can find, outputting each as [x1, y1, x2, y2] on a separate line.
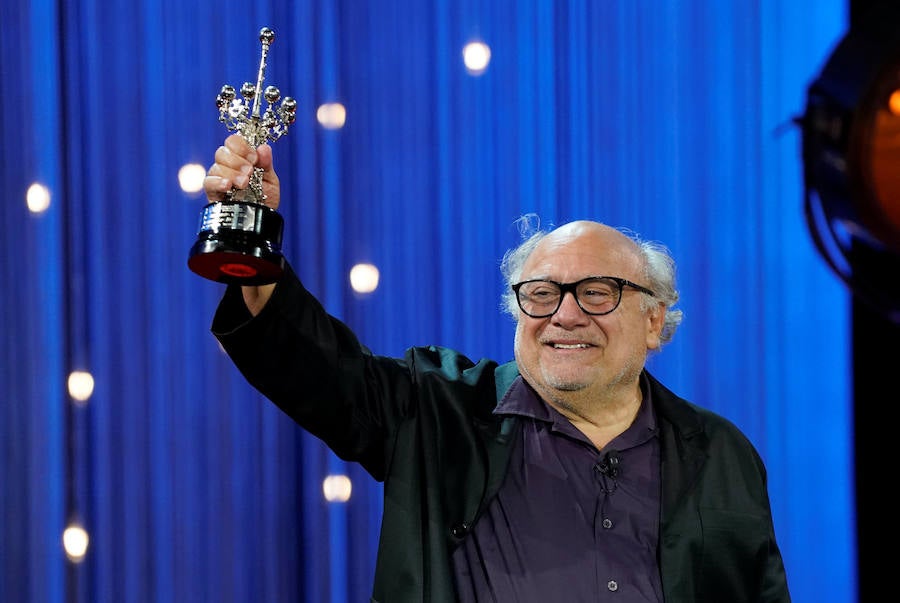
[801, 1, 900, 322]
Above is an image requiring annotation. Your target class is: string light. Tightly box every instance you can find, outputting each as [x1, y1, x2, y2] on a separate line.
[67, 370, 94, 405]
[26, 182, 51, 214]
[322, 474, 352, 502]
[462, 41, 491, 75]
[178, 163, 207, 194]
[317, 103, 347, 129]
[62, 522, 90, 563]
[349, 263, 380, 294]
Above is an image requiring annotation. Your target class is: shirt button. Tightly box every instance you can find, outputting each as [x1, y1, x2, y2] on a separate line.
[602, 518, 613, 529]
[607, 580, 618, 592]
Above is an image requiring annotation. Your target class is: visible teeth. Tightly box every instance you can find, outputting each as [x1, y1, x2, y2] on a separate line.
[553, 343, 588, 349]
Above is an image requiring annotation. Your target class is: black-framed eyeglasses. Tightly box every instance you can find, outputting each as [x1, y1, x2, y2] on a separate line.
[511, 276, 656, 318]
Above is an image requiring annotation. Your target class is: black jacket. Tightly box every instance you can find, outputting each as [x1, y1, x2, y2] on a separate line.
[212, 264, 791, 602]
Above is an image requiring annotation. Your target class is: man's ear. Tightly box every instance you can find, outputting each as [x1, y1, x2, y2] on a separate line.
[645, 303, 666, 350]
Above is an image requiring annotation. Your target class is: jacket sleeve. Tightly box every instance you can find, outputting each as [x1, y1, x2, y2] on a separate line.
[210, 263, 414, 480]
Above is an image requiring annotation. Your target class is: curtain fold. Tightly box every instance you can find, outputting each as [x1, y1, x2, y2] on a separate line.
[2, 1, 854, 601]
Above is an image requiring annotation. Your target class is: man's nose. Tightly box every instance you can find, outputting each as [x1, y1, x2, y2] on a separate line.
[553, 291, 590, 323]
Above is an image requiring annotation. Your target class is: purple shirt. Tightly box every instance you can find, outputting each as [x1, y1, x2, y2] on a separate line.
[451, 375, 663, 602]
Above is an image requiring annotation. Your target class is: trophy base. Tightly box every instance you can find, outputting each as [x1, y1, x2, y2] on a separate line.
[188, 200, 285, 286]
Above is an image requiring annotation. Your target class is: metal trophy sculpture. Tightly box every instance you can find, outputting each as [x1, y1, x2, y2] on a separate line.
[188, 27, 297, 285]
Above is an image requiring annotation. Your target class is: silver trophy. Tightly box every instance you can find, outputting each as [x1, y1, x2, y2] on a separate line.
[188, 27, 297, 285]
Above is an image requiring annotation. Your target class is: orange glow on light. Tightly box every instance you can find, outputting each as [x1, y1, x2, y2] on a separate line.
[890, 89, 900, 116]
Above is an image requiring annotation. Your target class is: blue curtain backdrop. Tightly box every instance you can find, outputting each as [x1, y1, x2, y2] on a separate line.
[1, 1, 854, 602]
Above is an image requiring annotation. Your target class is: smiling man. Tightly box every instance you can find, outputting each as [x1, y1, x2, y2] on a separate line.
[205, 134, 792, 603]
[509, 221, 664, 451]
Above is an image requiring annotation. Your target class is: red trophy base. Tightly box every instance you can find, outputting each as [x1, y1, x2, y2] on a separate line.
[188, 200, 285, 286]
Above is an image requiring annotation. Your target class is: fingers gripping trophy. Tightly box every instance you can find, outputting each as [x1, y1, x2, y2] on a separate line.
[188, 27, 297, 285]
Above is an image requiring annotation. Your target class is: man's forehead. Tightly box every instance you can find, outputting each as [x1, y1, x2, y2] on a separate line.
[525, 228, 640, 275]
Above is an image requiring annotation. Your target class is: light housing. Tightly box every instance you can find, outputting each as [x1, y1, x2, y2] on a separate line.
[801, 1, 900, 322]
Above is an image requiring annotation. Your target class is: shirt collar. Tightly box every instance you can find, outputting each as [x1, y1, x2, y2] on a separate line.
[494, 373, 658, 447]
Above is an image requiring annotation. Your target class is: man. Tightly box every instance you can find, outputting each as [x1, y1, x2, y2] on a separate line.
[204, 134, 791, 602]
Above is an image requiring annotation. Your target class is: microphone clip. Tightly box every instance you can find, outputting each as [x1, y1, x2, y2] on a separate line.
[595, 450, 620, 479]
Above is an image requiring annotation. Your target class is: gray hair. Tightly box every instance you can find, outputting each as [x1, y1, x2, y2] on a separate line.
[499, 215, 683, 347]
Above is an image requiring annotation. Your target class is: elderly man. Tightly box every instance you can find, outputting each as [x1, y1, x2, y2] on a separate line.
[204, 134, 791, 602]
